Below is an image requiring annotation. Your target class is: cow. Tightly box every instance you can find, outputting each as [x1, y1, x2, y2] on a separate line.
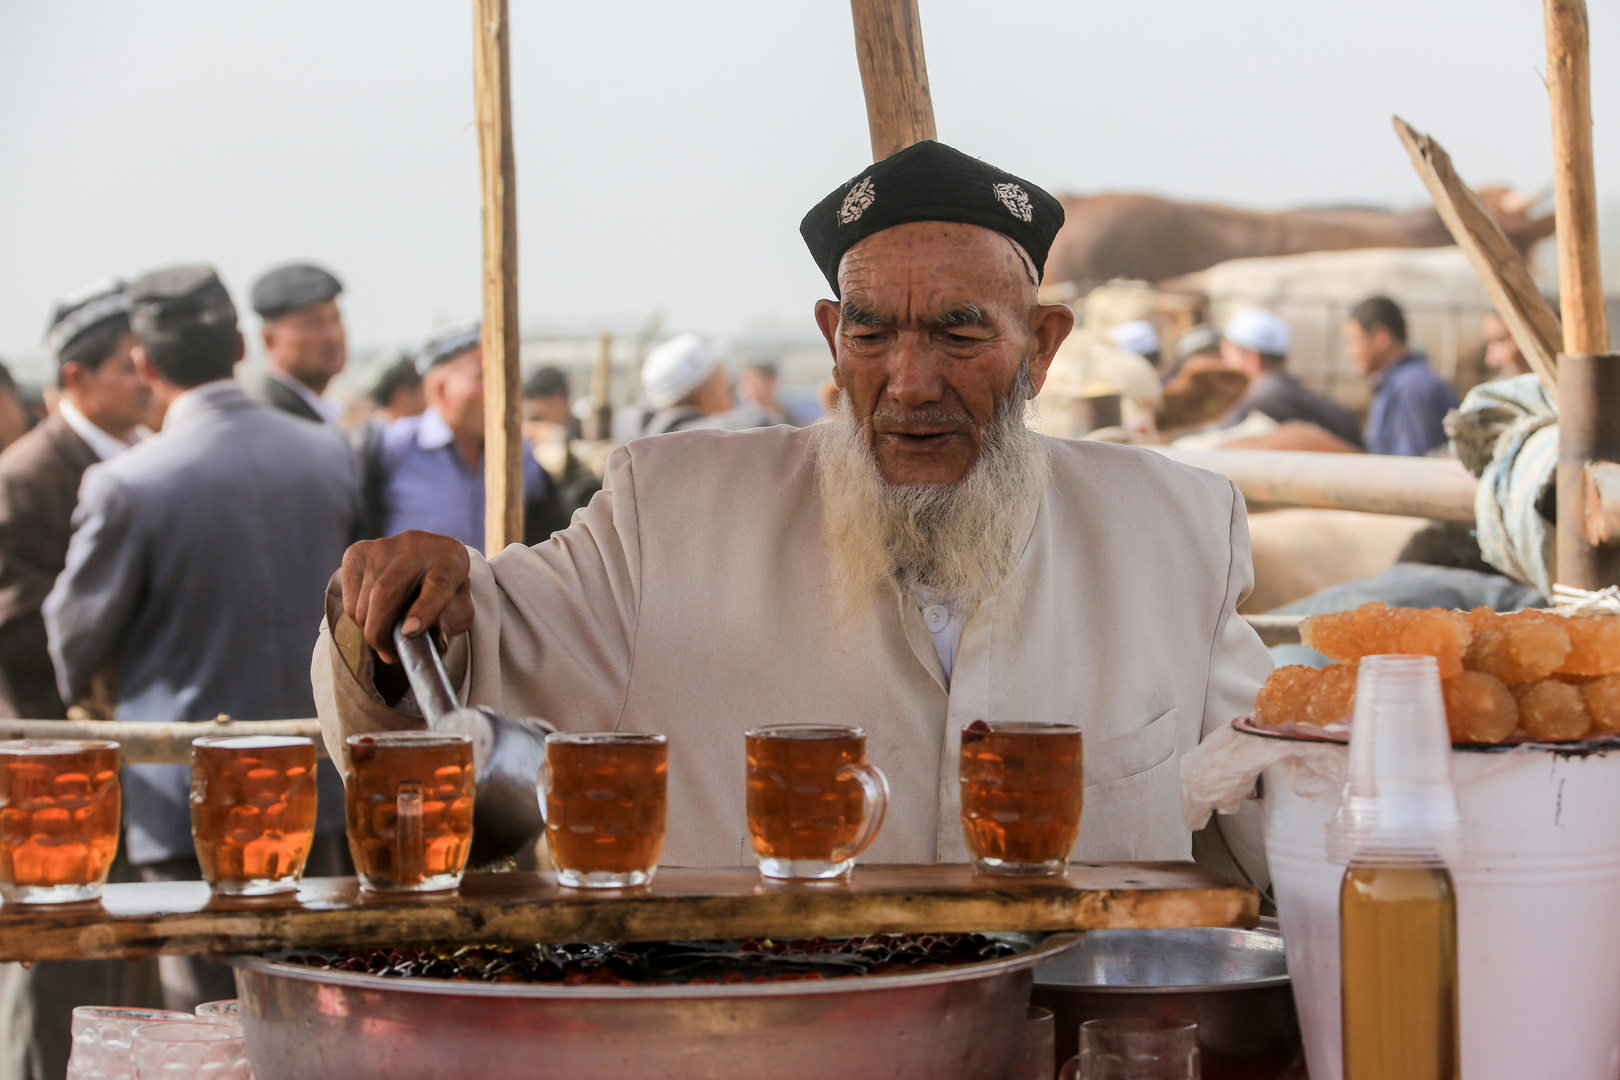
[1045, 187, 1555, 291]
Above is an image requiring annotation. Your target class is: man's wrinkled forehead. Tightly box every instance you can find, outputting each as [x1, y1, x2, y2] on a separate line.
[836, 222, 1038, 305]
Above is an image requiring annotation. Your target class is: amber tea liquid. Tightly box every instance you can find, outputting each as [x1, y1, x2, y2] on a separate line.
[1340, 862, 1460, 1080]
[544, 733, 667, 888]
[0, 739, 120, 903]
[745, 725, 887, 879]
[959, 722, 1083, 875]
[190, 735, 317, 895]
[344, 733, 474, 892]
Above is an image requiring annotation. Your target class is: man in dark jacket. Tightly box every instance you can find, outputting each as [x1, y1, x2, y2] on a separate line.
[249, 262, 347, 426]
[1345, 295, 1458, 456]
[0, 280, 151, 719]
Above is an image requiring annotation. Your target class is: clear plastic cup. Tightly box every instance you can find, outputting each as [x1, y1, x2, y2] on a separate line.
[66, 1007, 192, 1080]
[194, 1000, 241, 1021]
[1327, 655, 1466, 865]
[130, 1020, 250, 1080]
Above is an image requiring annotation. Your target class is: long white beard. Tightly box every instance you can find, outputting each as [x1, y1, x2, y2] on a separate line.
[814, 364, 1049, 620]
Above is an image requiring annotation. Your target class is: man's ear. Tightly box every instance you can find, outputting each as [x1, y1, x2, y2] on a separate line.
[132, 346, 157, 383]
[1025, 302, 1076, 397]
[814, 299, 845, 391]
[232, 331, 247, 365]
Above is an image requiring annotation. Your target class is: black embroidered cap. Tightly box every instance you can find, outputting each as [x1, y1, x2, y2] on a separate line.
[799, 140, 1065, 296]
[250, 262, 343, 318]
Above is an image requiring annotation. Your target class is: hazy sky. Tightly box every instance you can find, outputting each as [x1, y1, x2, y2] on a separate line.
[1, 0, 1614, 371]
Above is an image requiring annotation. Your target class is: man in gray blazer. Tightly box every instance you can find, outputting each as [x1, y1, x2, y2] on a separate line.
[44, 265, 360, 1010]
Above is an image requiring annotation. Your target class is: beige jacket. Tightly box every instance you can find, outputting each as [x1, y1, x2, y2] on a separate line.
[313, 425, 1272, 868]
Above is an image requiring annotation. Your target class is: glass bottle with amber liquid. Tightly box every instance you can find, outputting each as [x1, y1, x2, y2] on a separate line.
[1328, 655, 1464, 1080]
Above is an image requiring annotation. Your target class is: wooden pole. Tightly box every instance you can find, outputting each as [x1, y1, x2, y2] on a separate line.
[1545, 0, 1609, 353]
[474, 0, 523, 552]
[849, 0, 937, 161]
[1546, 0, 1618, 589]
[1393, 117, 1561, 393]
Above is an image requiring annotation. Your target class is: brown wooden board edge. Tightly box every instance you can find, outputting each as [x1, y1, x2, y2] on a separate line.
[0, 873, 1258, 962]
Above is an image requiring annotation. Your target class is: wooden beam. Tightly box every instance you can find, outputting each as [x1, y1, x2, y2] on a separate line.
[0, 719, 324, 765]
[1393, 117, 1562, 393]
[0, 864, 1257, 962]
[1557, 353, 1620, 588]
[1153, 447, 1477, 523]
[473, 0, 523, 552]
[1545, 0, 1609, 354]
[587, 333, 612, 442]
[849, 0, 937, 161]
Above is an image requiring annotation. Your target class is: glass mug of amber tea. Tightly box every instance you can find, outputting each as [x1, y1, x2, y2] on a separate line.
[343, 732, 474, 892]
[0, 739, 120, 904]
[959, 722, 1084, 876]
[539, 732, 667, 889]
[745, 725, 889, 880]
[190, 735, 318, 896]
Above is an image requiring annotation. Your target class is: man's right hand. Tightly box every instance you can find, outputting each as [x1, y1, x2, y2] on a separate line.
[340, 531, 474, 665]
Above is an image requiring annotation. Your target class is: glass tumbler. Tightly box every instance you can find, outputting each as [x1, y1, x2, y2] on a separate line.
[343, 731, 474, 892]
[0, 739, 121, 903]
[540, 732, 667, 888]
[66, 1007, 192, 1080]
[130, 1021, 250, 1080]
[959, 722, 1083, 876]
[194, 1000, 241, 1022]
[744, 724, 888, 880]
[1058, 1018, 1200, 1080]
[190, 735, 318, 895]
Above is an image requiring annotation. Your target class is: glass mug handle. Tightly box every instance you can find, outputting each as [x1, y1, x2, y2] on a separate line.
[831, 762, 890, 862]
[396, 780, 424, 887]
[1057, 1055, 1080, 1080]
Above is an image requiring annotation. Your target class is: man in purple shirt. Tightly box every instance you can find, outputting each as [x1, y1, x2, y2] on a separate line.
[369, 320, 564, 551]
[1345, 295, 1459, 456]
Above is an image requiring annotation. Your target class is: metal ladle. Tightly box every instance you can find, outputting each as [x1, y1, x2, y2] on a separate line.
[391, 621, 551, 866]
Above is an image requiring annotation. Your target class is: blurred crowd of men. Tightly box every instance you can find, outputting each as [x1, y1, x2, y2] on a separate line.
[0, 260, 809, 1079]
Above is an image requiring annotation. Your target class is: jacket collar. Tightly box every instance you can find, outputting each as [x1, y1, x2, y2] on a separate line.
[163, 379, 256, 433]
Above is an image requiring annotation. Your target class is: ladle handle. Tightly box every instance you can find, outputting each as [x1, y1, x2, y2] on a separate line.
[393, 621, 460, 726]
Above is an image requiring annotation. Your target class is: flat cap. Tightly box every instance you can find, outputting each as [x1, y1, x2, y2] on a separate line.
[127, 265, 238, 342]
[799, 140, 1065, 296]
[251, 262, 343, 318]
[44, 277, 130, 360]
[415, 319, 481, 376]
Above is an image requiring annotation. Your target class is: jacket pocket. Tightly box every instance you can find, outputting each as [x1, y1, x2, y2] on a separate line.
[1084, 706, 1180, 788]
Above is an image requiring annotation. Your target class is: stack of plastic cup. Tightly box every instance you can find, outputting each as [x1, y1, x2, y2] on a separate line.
[1327, 655, 1466, 864]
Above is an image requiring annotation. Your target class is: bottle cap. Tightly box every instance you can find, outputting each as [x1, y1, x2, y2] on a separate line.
[1326, 655, 1466, 866]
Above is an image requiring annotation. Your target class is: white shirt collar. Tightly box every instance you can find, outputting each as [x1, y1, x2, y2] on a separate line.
[909, 582, 966, 685]
[416, 406, 456, 451]
[57, 399, 147, 462]
[267, 366, 343, 425]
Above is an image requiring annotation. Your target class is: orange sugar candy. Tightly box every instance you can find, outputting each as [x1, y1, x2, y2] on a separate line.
[1305, 662, 1358, 727]
[1557, 616, 1620, 677]
[1255, 666, 1320, 727]
[1465, 612, 1571, 686]
[1442, 671, 1518, 744]
[1514, 680, 1591, 740]
[1580, 674, 1620, 732]
[1299, 602, 1472, 679]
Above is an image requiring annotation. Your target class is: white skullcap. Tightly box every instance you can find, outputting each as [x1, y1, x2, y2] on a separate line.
[1108, 319, 1160, 357]
[641, 333, 719, 410]
[1224, 308, 1292, 356]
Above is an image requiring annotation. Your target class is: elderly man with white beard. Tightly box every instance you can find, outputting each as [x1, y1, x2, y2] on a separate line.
[315, 141, 1273, 876]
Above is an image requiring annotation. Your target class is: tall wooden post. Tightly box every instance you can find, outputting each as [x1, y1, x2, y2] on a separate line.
[849, 0, 937, 161]
[473, 0, 523, 553]
[587, 333, 613, 442]
[1547, 0, 1618, 590]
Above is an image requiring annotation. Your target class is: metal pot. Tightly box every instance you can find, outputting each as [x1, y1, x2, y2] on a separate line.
[1030, 926, 1302, 1080]
[232, 932, 1080, 1080]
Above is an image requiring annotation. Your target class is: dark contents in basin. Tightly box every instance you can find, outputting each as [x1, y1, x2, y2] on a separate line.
[282, 933, 1021, 986]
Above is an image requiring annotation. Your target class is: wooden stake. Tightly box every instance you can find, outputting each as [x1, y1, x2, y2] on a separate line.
[1558, 353, 1620, 588]
[473, 0, 523, 552]
[850, 0, 937, 161]
[1545, 0, 1609, 353]
[1393, 117, 1562, 393]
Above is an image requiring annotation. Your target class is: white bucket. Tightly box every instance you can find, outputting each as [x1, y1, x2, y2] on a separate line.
[1263, 736, 1620, 1080]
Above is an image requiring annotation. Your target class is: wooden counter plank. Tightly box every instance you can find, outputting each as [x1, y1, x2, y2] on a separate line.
[0, 863, 1256, 962]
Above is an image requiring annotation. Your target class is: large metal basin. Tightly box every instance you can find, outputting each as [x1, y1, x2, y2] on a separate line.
[1031, 926, 1302, 1080]
[232, 932, 1080, 1080]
